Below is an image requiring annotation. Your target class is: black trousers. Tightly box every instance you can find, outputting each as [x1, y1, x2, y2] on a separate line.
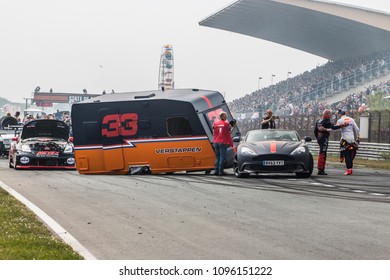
[343, 148, 356, 169]
[340, 139, 357, 169]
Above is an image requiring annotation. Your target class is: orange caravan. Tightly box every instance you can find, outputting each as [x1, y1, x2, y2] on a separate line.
[71, 89, 240, 174]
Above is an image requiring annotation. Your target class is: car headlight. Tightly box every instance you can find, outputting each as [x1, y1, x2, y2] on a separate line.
[21, 144, 31, 153]
[63, 145, 73, 154]
[290, 146, 306, 155]
[241, 146, 257, 156]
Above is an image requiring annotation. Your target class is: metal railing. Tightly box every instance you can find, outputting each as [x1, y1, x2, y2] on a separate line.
[236, 110, 390, 160]
[277, 110, 390, 144]
[307, 141, 390, 160]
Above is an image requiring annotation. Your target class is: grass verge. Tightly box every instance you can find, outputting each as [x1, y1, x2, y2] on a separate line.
[0, 188, 83, 260]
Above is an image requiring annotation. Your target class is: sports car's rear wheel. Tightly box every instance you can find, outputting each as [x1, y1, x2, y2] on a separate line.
[296, 153, 313, 178]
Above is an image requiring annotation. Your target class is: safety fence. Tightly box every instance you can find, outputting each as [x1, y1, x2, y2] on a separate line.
[237, 110, 390, 144]
[277, 110, 390, 144]
[307, 141, 390, 161]
[236, 110, 390, 160]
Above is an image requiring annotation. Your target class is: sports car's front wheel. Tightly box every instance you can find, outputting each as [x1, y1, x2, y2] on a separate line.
[295, 153, 313, 178]
[234, 165, 250, 178]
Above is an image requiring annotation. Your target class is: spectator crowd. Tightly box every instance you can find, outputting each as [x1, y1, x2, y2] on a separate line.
[229, 50, 390, 118]
[2, 110, 72, 127]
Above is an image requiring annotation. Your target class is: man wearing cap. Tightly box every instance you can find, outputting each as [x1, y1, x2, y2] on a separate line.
[213, 111, 234, 176]
[336, 109, 360, 175]
[314, 109, 345, 175]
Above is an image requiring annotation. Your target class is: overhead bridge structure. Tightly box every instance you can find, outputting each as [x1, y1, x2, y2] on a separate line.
[199, 0, 390, 60]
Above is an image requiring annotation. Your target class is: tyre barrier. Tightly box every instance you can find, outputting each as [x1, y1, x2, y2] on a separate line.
[0, 116, 18, 129]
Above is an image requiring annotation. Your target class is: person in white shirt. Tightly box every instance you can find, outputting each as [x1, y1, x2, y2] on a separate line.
[336, 109, 360, 175]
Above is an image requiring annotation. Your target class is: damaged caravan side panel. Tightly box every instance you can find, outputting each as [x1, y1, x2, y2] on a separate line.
[71, 89, 239, 174]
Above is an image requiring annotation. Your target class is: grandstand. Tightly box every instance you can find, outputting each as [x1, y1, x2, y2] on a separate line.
[228, 51, 390, 117]
[199, 0, 390, 119]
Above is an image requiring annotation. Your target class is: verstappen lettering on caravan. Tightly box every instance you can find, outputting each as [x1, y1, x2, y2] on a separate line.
[155, 147, 202, 154]
[71, 89, 240, 175]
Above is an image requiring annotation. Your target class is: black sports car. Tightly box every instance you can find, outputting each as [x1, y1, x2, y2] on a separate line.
[233, 129, 313, 178]
[8, 119, 75, 169]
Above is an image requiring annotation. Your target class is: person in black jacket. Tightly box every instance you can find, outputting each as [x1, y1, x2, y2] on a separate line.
[314, 109, 345, 175]
[261, 109, 276, 129]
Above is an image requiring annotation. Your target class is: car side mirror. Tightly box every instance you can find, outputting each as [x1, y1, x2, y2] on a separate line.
[232, 136, 241, 142]
[304, 136, 312, 142]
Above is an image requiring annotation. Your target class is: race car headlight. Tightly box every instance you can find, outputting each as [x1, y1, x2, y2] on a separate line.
[290, 146, 306, 155]
[21, 144, 31, 153]
[241, 146, 257, 156]
[63, 145, 73, 154]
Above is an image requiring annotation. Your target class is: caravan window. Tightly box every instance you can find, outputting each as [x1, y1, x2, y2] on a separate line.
[166, 117, 192, 136]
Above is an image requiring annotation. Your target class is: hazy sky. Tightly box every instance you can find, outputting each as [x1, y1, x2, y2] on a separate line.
[1, 0, 389, 104]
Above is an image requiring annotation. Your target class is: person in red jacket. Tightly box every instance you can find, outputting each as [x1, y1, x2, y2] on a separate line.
[213, 111, 234, 176]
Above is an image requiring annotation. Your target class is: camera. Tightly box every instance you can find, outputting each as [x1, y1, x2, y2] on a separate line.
[272, 115, 279, 120]
[229, 119, 237, 126]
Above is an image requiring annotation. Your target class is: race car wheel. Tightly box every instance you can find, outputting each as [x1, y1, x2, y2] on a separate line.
[0, 116, 18, 129]
[9, 157, 17, 169]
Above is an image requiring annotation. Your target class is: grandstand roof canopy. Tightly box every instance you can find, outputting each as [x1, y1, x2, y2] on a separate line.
[199, 0, 390, 61]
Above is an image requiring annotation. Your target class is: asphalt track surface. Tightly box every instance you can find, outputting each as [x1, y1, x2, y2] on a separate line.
[1, 159, 390, 260]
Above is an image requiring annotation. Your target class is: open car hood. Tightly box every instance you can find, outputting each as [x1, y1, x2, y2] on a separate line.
[21, 120, 69, 141]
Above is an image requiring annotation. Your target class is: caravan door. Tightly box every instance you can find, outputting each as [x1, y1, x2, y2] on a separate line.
[100, 108, 125, 171]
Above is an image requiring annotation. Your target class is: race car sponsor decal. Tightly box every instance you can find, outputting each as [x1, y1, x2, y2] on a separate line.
[36, 151, 59, 157]
[155, 147, 202, 154]
[20, 157, 30, 164]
